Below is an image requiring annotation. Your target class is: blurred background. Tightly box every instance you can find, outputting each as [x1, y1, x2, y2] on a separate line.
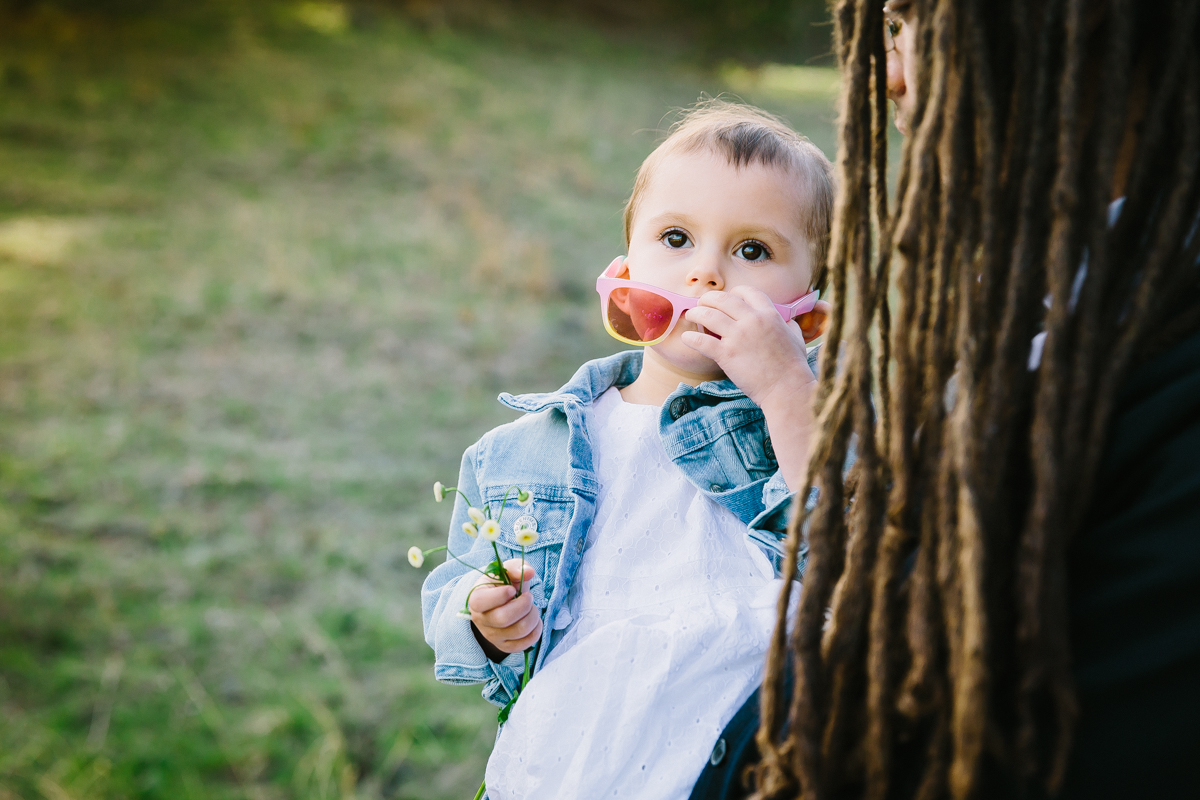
[0, 1, 837, 797]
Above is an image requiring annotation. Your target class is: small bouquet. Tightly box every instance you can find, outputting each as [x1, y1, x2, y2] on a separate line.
[409, 481, 540, 799]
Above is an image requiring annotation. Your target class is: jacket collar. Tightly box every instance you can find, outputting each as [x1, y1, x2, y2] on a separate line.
[498, 350, 749, 414]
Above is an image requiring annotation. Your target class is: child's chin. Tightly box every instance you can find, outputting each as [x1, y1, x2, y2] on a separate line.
[649, 343, 725, 382]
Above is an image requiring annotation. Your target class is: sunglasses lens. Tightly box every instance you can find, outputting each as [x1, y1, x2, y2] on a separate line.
[606, 287, 674, 344]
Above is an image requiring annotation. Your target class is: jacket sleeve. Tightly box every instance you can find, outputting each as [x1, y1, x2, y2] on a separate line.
[748, 433, 858, 577]
[744, 342, 824, 573]
[420, 442, 529, 708]
[751, 472, 799, 536]
[747, 476, 814, 577]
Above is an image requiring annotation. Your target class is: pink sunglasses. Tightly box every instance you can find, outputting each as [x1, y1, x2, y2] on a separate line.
[595, 256, 820, 346]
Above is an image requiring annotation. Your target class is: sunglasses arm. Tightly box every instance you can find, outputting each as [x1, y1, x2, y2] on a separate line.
[772, 289, 821, 321]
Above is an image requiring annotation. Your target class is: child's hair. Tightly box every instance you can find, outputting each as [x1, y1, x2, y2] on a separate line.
[623, 99, 836, 289]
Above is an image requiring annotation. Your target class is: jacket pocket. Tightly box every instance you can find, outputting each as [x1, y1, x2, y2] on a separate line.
[731, 419, 778, 479]
[481, 485, 573, 607]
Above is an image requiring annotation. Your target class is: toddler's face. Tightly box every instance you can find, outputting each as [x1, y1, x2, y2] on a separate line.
[622, 149, 817, 378]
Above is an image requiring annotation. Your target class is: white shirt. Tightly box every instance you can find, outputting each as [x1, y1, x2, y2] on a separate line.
[485, 387, 785, 799]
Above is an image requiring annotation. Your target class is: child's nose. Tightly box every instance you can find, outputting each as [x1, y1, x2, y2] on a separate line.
[685, 257, 725, 292]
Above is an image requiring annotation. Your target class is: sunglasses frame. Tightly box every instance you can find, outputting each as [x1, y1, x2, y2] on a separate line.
[595, 257, 821, 347]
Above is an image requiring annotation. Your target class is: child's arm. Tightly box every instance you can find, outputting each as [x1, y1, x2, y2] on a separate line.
[681, 285, 830, 491]
[420, 445, 538, 707]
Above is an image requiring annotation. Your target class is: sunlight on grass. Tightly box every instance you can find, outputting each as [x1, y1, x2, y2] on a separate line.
[0, 217, 94, 265]
[293, 2, 350, 36]
[720, 63, 841, 100]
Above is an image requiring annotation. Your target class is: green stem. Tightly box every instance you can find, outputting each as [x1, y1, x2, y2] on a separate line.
[489, 540, 511, 586]
[462, 583, 482, 616]
[515, 545, 526, 598]
[493, 484, 523, 527]
[521, 640, 540, 691]
[440, 547, 494, 580]
[443, 486, 474, 508]
[472, 779, 486, 800]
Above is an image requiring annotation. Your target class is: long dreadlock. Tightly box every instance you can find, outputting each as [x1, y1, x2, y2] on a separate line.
[754, 0, 1200, 798]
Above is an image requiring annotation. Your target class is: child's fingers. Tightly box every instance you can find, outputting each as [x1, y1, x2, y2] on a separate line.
[726, 284, 780, 315]
[501, 558, 537, 589]
[680, 329, 724, 359]
[696, 289, 752, 320]
[684, 304, 737, 333]
[494, 604, 542, 645]
[468, 580, 519, 613]
[501, 618, 543, 652]
[476, 601, 542, 653]
[473, 588, 534, 628]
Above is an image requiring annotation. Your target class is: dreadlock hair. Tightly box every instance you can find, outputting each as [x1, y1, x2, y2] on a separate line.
[754, 1, 1200, 798]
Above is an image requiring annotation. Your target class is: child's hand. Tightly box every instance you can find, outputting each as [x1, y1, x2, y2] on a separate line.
[680, 286, 824, 409]
[468, 559, 542, 662]
[680, 286, 831, 492]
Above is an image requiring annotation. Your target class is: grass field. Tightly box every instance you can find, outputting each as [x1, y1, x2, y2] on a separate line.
[0, 5, 838, 798]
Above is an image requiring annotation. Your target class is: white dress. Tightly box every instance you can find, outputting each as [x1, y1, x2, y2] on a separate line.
[485, 387, 786, 800]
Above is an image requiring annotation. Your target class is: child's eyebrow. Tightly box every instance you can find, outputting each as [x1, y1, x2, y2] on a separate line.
[645, 212, 698, 230]
[733, 224, 795, 245]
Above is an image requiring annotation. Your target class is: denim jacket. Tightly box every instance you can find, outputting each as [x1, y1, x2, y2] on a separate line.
[420, 349, 816, 709]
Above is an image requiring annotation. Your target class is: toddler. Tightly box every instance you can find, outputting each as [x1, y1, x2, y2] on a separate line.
[421, 101, 834, 799]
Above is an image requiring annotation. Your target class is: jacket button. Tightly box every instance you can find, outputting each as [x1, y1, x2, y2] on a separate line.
[710, 483, 724, 493]
[710, 737, 727, 766]
[668, 397, 689, 420]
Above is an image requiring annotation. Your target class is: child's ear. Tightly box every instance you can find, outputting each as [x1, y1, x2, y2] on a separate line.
[796, 300, 832, 343]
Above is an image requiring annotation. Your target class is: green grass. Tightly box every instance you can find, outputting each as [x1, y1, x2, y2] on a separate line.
[0, 5, 838, 798]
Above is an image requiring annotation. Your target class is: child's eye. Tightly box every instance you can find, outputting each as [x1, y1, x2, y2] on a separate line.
[661, 229, 691, 249]
[736, 240, 771, 262]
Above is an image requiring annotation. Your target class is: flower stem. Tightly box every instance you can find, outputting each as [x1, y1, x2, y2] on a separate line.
[462, 583, 483, 616]
[489, 540, 511, 586]
[440, 547, 493, 579]
[515, 545, 526, 598]
[472, 779, 486, 800]
[496, 484, 519, 522]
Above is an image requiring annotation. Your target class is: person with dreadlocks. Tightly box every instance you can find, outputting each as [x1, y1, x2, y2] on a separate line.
[690, 0, 1200, 798]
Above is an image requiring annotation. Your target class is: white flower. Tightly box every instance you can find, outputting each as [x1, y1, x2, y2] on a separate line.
[480, 519, 500, 541]
[456, 609, 473, 621]
[514, 527, 539, 547]
[407, 546, 425, 568]
[462, 522, 478, 538]
[516, 489, 533, 508]
[467, 507, 486, 525]
[433, 481, 446, 502]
